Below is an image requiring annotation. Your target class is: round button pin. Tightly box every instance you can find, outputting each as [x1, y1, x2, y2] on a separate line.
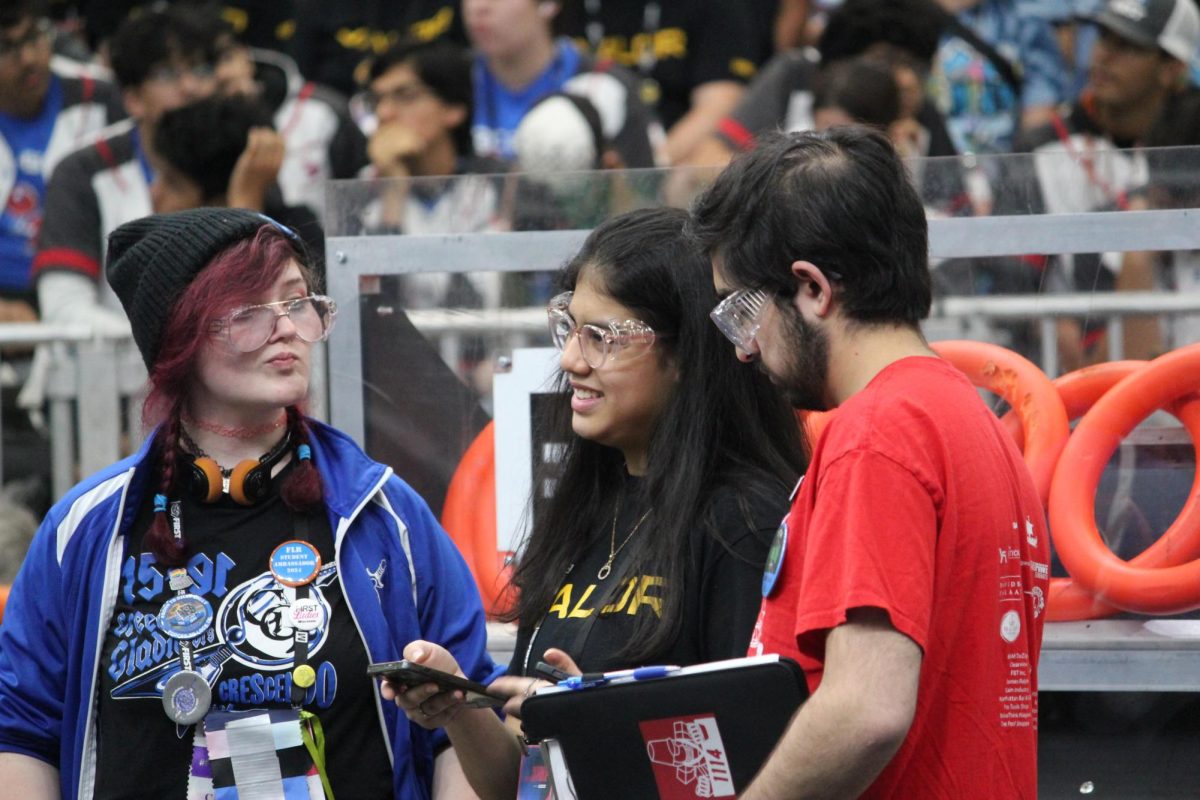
[292, 664, 317, 689]
[270, 540, 322, 587]
[761, 520, 788, 598]
[289, 597, 326, 632]
[162, 669, 212, 725]
[157, 593, 214, 640]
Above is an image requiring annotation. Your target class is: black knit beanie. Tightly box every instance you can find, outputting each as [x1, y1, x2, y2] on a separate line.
[106, 208, 289, 370]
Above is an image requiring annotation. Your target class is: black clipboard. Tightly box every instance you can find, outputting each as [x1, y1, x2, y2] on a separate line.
[521, 655, 808, 800]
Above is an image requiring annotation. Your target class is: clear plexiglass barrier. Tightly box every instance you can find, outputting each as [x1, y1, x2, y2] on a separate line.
[323, 147, 1200, 692]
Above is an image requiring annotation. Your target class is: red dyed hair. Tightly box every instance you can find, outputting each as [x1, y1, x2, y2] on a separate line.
[144, 224, 325, 565]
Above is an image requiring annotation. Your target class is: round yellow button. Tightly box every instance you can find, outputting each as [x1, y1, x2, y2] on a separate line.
[292, 665, 317, 688]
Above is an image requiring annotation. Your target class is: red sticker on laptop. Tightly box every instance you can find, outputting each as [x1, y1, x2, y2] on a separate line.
[638, 714, 736, 798]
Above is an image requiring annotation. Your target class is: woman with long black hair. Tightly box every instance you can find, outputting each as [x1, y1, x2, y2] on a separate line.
[383, 206, 807, 799]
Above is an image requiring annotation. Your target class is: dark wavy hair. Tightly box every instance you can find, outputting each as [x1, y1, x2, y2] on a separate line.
[689, 126, 931, 327]
[142, 225, 324, 565]
[109, 5, 218, 90]
[154, 94, 276, 202]
[814, 57, 901, 130]
[505, 207, 807, 662]
[818, 0, 944, 67]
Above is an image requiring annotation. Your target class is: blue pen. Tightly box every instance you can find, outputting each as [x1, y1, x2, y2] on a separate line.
[559, 664, 680, 690]
[627, 665, 678, 681]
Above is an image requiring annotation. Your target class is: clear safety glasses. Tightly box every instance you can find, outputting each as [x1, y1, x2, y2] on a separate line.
[709, 288, 769, 352]
[212, 294, 338, 353]
[547, 291, 657, 369]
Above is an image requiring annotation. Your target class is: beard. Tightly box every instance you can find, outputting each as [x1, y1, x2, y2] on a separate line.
[767, 302, 831, 411]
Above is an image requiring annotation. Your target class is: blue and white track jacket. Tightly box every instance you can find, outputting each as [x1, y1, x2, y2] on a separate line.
[0, 419, 500, 799]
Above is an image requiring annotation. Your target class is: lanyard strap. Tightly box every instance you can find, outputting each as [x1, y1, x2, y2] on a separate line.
[520, 556, 631, 675]
[290, 512, 313, 707]
[300, 710, 336, 800]
[166, 499, 199, 673]
[1050, 110, 1131, 211]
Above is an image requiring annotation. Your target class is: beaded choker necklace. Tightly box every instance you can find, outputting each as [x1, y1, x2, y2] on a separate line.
[181, 411, 287, 440]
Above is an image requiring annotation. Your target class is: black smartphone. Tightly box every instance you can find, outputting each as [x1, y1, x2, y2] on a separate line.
[367, 660, 504, 708]
[534, 661, 572, 683]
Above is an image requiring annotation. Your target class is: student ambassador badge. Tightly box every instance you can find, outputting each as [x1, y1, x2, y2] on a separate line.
[269, 540, 321, 587]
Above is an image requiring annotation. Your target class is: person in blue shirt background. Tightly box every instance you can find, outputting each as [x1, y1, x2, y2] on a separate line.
[0, 0, 122, 313]
[464, 0, 661, 168]
[929, 0, 1070, 156]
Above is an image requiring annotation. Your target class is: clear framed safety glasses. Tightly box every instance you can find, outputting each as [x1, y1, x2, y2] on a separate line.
[710, 288, 769, 352]
[547, 291, 657, 369]
[212, 294, 338, 353]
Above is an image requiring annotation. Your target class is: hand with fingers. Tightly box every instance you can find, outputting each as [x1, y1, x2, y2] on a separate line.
[380, 640, 470, 729]
[228, 127, 286, 211]
[488, 647, 582, 720]
[368, 124, 424, 178]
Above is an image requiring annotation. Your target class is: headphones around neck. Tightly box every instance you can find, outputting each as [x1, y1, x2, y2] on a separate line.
[186, 433, 293, 506]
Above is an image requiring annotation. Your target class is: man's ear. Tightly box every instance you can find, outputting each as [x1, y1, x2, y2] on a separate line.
[790, 260, 834, 317]
[1161, 59, 1187, 91]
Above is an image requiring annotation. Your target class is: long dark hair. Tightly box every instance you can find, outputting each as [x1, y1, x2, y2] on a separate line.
[143, 226, 324, 565]
[505, 207, 807, 662]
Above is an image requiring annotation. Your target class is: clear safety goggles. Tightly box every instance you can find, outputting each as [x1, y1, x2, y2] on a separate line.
[211, 294, 338, 353]
[709, 288, 769, 352]
[547, 291, 657, 369]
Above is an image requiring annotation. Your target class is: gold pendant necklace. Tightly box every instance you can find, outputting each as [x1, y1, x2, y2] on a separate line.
[598, 497, 652, 581]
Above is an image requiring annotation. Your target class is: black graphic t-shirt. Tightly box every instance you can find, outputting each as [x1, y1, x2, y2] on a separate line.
[288, 0, 466, 96]
[94, 460, 392, 799]
[508, 473, 786, 677]
[558, 0, 762, 129]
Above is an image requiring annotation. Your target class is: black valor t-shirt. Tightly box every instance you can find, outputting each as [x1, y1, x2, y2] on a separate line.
[508, 473, 786, 677]
[94, 460, 392, 799]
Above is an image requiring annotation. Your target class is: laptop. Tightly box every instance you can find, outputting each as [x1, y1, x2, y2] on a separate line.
[521, 655, 809, 800]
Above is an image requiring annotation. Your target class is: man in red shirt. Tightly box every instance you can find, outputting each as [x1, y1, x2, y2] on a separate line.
[689, 125, 1049, 798]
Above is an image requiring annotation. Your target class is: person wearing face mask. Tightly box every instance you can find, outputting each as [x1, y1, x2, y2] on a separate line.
[376, 206, 808, 800]
[0, 208, 498, 800]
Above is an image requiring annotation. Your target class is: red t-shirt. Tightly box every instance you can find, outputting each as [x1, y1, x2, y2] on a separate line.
[749, 356, 1049, 798]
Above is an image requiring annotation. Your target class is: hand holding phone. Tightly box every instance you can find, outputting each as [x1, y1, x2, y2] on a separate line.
[534, 661, 573, 683]
[368, 659, 504, 708]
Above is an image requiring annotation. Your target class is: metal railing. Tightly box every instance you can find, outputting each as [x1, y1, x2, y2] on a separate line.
[0, 325, 330, 503]
[0, 325, 142, 501]
[3, 290, 1196, 506]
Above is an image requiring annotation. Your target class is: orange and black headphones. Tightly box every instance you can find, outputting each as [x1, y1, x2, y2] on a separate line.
[185, 432, 293, 506]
